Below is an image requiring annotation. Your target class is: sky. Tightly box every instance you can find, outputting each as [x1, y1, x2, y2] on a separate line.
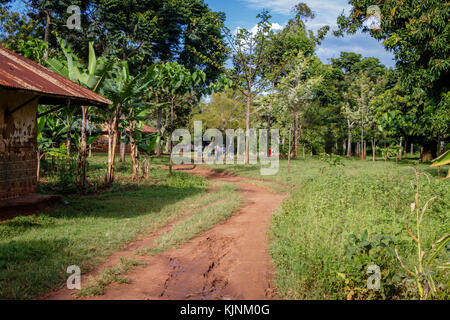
[206, 0, 395, 68]
[8, 0, 395, 68]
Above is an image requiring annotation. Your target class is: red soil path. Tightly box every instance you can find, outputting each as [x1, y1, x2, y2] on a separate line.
[43, 166, 286, 300]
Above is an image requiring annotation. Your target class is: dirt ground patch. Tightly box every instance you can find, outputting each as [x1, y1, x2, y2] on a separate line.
[42, 165, 286, 300]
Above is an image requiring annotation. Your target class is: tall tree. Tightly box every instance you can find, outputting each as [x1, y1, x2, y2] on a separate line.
[224, 10, 272, 164]
[336, 0, 450, 160]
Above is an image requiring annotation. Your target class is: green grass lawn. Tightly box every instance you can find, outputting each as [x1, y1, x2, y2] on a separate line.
[210, 157, 450, 300]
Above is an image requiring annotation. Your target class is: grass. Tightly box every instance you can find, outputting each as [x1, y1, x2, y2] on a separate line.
[0, 154, 213, 299]
[76, 258, 146, 297]
[209, 156, 450, 300]
[238, 178, 291, 195]
[138, 182, 242, 255]
[2, 152, 448, 300]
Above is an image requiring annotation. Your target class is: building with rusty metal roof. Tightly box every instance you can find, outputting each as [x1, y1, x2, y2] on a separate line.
[0, 46, 112, 204]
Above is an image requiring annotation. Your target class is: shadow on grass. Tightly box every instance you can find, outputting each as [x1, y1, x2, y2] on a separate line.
[0, 238, 78, 300]
[45, 185, 206, 221]
[0, 184, 207, 299]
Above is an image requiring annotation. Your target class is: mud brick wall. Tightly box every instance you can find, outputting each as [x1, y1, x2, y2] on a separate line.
[92, 135, 132, 154]
[0, 88, 38, 200]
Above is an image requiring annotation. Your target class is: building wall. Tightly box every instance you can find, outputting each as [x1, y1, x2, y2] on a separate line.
[92, 134, 132, 154]
[0, 88, 38, 200]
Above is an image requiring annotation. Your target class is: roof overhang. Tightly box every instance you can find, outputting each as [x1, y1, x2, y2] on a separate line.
[0, 46, 112, 108]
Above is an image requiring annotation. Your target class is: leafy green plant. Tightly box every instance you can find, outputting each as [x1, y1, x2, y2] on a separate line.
[319, 153, 344, 173]
[395, 167, 449, 299]
[339, 231, 403, 300]
[319, 153, 344, 167]
[379, 144, 402, 162]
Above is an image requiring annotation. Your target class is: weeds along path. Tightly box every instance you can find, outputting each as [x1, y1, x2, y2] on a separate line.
[43, 165, 286, 300]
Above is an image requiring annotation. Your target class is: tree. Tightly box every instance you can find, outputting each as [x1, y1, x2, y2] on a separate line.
[259, 2, 328, 155]
[146, 62, 205, 175]
[193, 89, 246, 131]
[276, 53, 323, 169]
[47, 39, 113, 187]
[352, 71, 377, 161]
[336, 0, 450, 161]
[224, 10, 272, 164]
[331, 52, 386, 158]
[100, 61, 148, 184]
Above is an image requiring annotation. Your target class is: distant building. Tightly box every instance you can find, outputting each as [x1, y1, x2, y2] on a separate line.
[0, 46, 111, 201]
[92, 124, 157, 154]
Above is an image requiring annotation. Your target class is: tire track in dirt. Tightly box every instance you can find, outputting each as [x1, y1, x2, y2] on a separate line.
[43, 166, 287, 300]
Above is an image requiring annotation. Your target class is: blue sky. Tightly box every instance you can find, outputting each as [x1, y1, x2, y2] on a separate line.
[207, 0, 395, 68]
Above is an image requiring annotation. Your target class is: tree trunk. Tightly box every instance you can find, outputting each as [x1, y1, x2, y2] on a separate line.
[267, 85, 275, 156]
[361, 126, 364, 161]
[294, 112, 299, 158]
[245, 87, 251, 165]
[420, 142, 437, 162]
[266, 112, 271, 156]
[78, 106, 88, 189]
[66, 125, 72, 157]
[287, 125, 292, 174]
[37, 151, 41, 181]
[88, 117, 92, 158]
[372, 138, 376, 162]
[399, 138, 403, 161]
[43, 11, 50, 59]
[156, 108, 162, 157]
[120, 135, 126, 162]
[347, 123, 352, 157]
[411, 143, 414, 156]
[165, 139, 169, 154]
[106, 105, 120, 184]
[169, 101, 175, 176]
[302, 143, 306, 159]
[130, 121, 138, 180]
[128, 108, 139, 180]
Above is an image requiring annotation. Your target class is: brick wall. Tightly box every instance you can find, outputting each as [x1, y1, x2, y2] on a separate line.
[92, 135, 132, 154]
[0, 89, 38, 200]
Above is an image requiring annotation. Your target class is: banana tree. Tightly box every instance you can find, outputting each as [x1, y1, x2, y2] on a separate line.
[47, 39, 113, 188]
[37, 115, 69, 180]
[101, 61, 149, 184]
[431, 151, 450, 180]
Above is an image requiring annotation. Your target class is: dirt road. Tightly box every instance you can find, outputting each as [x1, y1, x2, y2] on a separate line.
[43, 166, 286, 300]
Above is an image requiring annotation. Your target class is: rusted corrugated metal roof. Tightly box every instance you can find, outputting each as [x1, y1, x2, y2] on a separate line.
[0, 46, 112, 107]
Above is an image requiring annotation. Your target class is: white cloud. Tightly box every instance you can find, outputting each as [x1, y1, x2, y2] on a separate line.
[240, 0, 352, 30]
[240, 0, 395, 67]
[235, 22, 285, 37]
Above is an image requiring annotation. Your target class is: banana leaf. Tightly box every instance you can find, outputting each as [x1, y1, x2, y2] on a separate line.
[431, 151, 450, 180]
[431, 150, 450, 167]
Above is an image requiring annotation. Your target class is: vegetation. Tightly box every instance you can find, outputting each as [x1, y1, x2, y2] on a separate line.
[0, 156, 210, 299]
[212, 158, 449, 300]
[0, 0, 448, 301]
